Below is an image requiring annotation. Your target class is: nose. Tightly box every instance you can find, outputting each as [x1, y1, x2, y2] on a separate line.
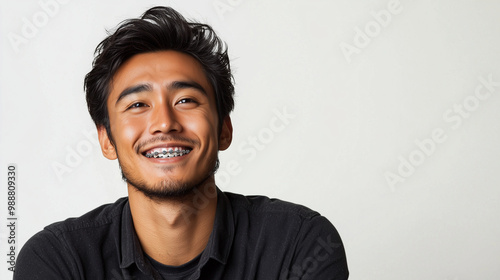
[148, 103, 182, 134]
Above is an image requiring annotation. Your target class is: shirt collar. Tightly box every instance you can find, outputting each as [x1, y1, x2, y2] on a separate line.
[199, 187, 235, 265]
[119, 187, 235, 271]
[120, 201, 150, 273]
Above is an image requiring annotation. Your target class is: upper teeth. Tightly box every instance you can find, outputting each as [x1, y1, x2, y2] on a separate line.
[145, 147, 191, 158]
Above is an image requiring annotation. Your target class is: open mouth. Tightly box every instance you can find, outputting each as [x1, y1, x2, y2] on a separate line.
[143, 147, 192, 159]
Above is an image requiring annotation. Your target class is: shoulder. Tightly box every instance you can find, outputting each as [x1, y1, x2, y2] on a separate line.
[222, 191, 336, 239]
[223, 191, 320, 220]
[221, 191, 349, 279]
[15, 197, 128, 278]
[43, 196, 128, 237]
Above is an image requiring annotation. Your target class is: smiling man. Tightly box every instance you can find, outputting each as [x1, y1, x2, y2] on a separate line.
[15, 6, 348, 280]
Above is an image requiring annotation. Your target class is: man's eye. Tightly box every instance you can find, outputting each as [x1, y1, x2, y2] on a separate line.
[177, 98, 196, 104]
[127, 102, 147, 109]
[176, 98, 199, 109]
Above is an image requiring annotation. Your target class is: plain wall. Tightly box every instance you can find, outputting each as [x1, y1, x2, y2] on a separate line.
[1, 0, 500, 279]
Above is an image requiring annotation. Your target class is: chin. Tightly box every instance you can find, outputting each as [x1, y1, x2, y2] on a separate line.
[118, 154, 220, 200]
[124, 172, 211, 201]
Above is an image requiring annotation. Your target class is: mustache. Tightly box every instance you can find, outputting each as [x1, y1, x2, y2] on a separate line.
[135, 135, 200, 154]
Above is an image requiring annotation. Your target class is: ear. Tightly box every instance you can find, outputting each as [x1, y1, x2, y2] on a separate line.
[97, 126, 117, 160]
[218, 116, 233, 151]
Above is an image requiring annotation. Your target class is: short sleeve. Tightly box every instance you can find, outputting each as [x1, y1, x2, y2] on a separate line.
[284, 215, 349, 280]
[14, 229, 78, 280]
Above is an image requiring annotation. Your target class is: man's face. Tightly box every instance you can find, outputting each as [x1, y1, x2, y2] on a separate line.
[98, 51, 232, 199]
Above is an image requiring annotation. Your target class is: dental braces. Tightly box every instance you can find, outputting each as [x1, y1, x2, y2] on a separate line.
[145, 149, 191, 158]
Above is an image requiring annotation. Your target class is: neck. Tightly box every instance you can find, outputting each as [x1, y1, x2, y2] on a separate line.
[128, 178, 218, 266]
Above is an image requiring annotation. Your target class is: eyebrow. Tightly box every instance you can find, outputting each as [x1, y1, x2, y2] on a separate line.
[115, 84, 152, 106]
[167, 81, 208, 96]
[115, 81, 208, 106]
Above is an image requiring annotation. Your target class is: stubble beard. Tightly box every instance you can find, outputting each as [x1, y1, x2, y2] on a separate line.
[118, 155, 220, 202]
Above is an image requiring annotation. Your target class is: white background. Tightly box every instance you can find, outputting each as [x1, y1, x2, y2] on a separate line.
[1, 0, 500, 279]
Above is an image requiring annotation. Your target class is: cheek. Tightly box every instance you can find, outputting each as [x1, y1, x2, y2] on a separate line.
[112, 116, 144, 149]
[182, 112, 218, 143]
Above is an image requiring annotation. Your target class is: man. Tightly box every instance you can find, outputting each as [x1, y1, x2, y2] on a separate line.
[15, 6, 348, 279]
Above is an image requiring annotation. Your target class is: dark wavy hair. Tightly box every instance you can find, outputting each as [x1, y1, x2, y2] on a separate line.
[84, 6, 234, 143]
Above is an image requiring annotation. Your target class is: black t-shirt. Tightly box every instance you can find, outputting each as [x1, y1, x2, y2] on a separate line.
[14, 188, 349, 279]
[145, 252, 202, 280]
